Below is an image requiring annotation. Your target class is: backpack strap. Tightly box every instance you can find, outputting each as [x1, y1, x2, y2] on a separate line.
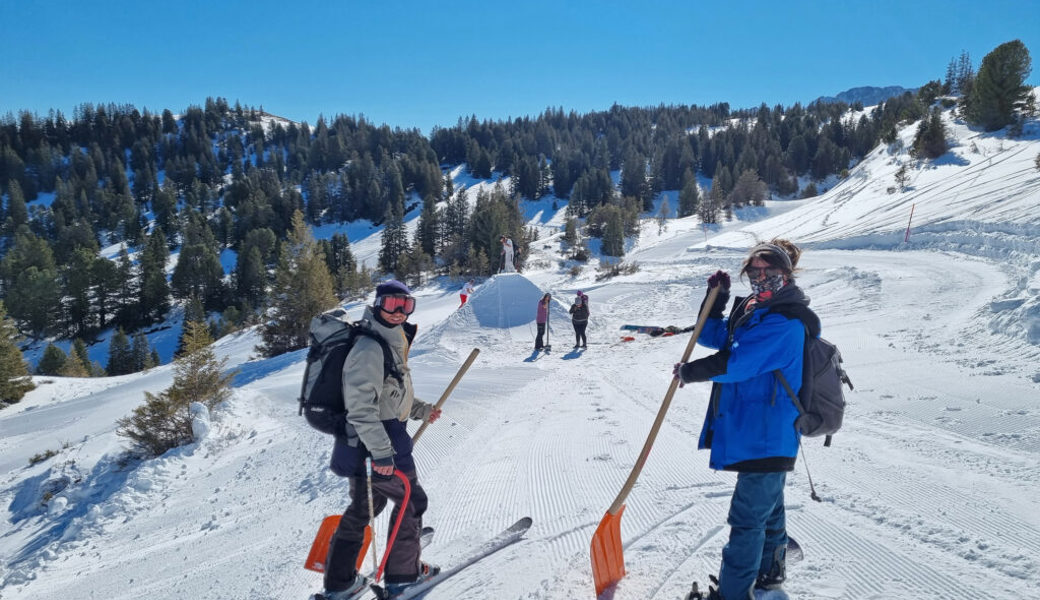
[353, 327, 404, 385]
[773, 368, 805, 416]
[774, 320, 812, 418]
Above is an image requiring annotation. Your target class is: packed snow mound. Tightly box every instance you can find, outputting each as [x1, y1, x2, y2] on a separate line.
[419, 273, 569, 351]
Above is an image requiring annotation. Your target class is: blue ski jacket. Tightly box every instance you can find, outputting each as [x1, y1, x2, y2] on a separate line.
[680, 284, 818, 471]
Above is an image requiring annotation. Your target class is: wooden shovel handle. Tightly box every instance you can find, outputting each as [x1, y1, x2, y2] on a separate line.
[606, 285, 721, 515]
[411, 348, 480, 444]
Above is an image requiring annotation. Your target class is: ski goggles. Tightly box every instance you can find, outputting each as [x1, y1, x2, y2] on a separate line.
[376, 294, 416, 315]
[743, 266, 784, 279]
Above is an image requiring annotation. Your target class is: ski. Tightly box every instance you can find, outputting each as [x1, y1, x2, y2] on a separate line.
[370, 516, 532, 600]
[620, 324, 687, 337]
[620, 324, 665, 335]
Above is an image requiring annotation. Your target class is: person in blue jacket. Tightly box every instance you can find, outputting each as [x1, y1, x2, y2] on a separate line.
[673, 239, 818, 600]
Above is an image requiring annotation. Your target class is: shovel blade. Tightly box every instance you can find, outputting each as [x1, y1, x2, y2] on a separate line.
[304, 516, 372, 573]
[304, 515, 341, 572]
[590, 505, 626, 596]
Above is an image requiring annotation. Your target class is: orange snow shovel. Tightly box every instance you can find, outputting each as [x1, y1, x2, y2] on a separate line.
[304, 348, 480, 573]
[304, 516, 372, 572]
[590, 286, 720, 596]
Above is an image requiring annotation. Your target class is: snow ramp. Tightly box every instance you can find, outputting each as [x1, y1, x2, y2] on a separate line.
[419, 273, 570, 351]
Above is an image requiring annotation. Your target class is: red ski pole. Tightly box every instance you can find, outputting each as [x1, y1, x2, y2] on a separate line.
[374, 470, 412, 582]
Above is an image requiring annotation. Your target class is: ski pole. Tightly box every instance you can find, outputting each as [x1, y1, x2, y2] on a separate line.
[366, 458, 379, 573]
[412, 347, 480, 444]
[798, 439, 822, 502]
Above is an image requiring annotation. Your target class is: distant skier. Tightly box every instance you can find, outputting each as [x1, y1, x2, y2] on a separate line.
[569, 292, 589, 349]
[672, 239, 810, 600]
[459, 279, 475, 308]
[534, 293, 550, 351]
[321, 280, 443, 600]
[499, 235, 516, 273]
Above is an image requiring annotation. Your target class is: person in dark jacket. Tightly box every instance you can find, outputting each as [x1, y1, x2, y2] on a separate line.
[535, 293, 550, 351]
[673, 239, 817, 600]
[569, 291, 589, 348]
[322, 280, 443, 600]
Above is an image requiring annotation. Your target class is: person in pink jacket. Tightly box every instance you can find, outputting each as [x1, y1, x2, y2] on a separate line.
[534, 293, 550, 351]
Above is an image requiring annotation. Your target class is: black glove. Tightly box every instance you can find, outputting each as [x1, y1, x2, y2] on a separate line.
[678, 350, 730, 383]
[700, 282, 730, 320]
[707, 270, 730, 290]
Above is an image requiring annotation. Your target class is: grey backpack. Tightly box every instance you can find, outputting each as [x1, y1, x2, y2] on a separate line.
[774, 333, 853, 446]
[297, 308, 401, 436]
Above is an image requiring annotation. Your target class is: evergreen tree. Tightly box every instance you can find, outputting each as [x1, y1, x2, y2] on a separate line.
[37, 343, 68, 375]
[113, 247, 138, 329]
[116, 321, 234, 458]
[62, 248, 95, 336]
[138, 227, 171, 322]
[912, 108, 949, 159]
[602, 206, 625, 257]
[66, 338, 92, 377]
[379, 204, 407, 274]
[966, 40, 1033, 131]
[728, 170, 769, 208]
[106, 328, 133, 375]
[258, 210, 337, 357]
[679, 169, 700, 218]
[1, 229, 61, 337]
[620, 151, 651, 210]
[91, 256, 119, 330]
[235, 245, 267, 309]
[130, 331, 154, 371]
[168, 320, 236, 406]
[416, 195, 440, 257]
[0, 302, 34, 404]
[3, 179, 28, 234]
[171, 242, 226, 310]
[563, 217, 578, 246]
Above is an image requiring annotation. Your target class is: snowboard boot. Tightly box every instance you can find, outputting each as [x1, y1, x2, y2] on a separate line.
[755, 544, 787, 590]
[383, 562, 440, 597]
[320, 573, 370, 600]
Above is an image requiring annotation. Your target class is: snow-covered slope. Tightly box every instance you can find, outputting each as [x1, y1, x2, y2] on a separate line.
[2, 103, 1039, 600]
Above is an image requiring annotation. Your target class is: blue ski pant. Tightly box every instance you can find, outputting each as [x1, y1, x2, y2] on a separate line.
[718, 471, 788, 600]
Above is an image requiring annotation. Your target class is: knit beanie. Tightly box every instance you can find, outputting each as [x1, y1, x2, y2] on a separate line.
[375, 279, 412, 298]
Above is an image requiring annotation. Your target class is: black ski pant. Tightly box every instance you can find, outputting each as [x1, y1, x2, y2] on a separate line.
[535, 323, 546, 349]
[324, 470, 429, 590]
[572, 321, 587, 347]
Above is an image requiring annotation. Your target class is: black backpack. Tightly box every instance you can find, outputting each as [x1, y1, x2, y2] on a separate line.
[773, 322, 854, 447]
[297, 308, 402, 436]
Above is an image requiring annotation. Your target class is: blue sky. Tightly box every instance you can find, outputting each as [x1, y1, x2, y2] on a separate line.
[2, 0, 1038, 134]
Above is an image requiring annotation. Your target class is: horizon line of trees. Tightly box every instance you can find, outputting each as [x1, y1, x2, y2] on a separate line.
[0, 40, 1034, 390]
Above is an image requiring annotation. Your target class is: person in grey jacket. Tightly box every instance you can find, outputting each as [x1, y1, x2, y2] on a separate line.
[322, 280, 442, 600]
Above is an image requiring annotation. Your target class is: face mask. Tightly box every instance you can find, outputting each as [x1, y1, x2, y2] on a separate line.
[750, 272, 785, 298]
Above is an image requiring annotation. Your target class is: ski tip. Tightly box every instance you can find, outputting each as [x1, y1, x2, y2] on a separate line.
[510, 516, 534, 531]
